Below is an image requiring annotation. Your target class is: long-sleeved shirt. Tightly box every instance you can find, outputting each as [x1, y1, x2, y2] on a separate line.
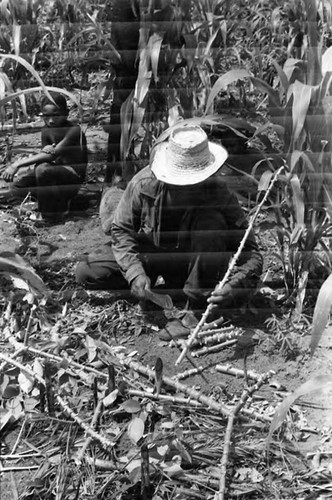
[111, 166, 263, 289]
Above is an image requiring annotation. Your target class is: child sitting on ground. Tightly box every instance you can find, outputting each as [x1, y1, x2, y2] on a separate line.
[2, 92, 88, 222]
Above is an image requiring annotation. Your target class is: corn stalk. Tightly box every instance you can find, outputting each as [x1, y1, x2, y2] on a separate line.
[206, 0, 332, 317]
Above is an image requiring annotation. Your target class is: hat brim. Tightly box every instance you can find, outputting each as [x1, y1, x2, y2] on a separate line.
[150, 140, 228, 185]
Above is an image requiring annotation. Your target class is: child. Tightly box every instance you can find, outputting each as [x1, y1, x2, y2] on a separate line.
[2, 93, 88, 222]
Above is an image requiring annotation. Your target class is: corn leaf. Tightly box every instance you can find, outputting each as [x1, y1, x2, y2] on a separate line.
[322, 182, 332, 219]
[149, 32, 163, 84]
[266, 375, 332, 453]
[290, 81, 312, 147]
[322, 46, 332, 75]
[206, 69, 251, 113]
[0, 54, 52, 100]
[12, 22, 21, 56]
[0, 251, 47, 297]
[0, 85, 83, 120]
[120, 90, 134, 159]
[257, 170, 273, 192]
[310, 273, 332, 356]
[290, 175, 305, 226]
[251, 76, 281, 108]
[272, 59, 290, 94]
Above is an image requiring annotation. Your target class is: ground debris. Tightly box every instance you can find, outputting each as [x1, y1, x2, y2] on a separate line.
[1, 290, 331, 500]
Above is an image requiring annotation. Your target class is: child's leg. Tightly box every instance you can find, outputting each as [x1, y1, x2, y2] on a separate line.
[35, 163, 81, 217]
[10, 166, 38, 201]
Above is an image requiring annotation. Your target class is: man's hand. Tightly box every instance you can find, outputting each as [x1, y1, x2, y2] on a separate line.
[2, 164, 19, 182]
[130, 274, 151, 300]
[207, 282, 235, 309]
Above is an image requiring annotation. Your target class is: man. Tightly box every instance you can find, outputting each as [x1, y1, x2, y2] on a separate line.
[76, 124, 263, 339]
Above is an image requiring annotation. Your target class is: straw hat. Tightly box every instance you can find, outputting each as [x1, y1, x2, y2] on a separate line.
[150, 124, 228, 185]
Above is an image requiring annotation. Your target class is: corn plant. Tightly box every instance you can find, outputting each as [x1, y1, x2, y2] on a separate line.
[206, 0, 332, 345]
[108, 0, 297, 182]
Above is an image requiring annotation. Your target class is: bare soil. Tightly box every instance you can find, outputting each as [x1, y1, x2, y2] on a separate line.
[1, 127, 332, 499]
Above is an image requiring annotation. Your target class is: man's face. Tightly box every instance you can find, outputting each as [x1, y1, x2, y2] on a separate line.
[42, 104, 67, 128]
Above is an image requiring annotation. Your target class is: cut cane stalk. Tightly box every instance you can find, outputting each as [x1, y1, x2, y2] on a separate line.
[0, 352, 115, 452]
[192, 339, 238, 357]
[216, 364, 283, 389]
[189, 329, 242, 348]
[217, 370, 275, 500]
[176, 166, 284, 365]
[197, 325, 237, 338]
[122, 359, 231, 417]
[76, 399, 104, 466]
[128, 389, 204, 407]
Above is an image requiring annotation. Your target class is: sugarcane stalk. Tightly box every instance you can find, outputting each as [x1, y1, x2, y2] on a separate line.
[0, 348, 26, 373]
[197, 325, 235, 338]
[189, 329, 242, 348]
[174, 365, 209, 381]
[217, 370, 275, 500]
[192, 339, 238, 357]
[76, 399, 104, 465]
[122, 359, 231, 417]
[176, 166, 284, 366]
[0, 352, 115, 452]
[25, 346, 109, 379]
[216, 364, 283, 390]
[128, 389, 203, 407]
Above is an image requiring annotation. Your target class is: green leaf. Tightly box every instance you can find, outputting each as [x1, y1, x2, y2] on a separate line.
[0, 251, 47, 297]
[85, 335, 97, 363]
[103, 389, 119, 407]
[322, 182, 332, 219]
[206, 69, 251, 113]
[289, 81, 312, 146]
[272, 60, 290, 94]
[120, 90, 134, 159]
[120, 399, 141, 414]
[0, 54, 51, 98]
[0, 85, 83, 120]
[128, 416, 144, 444]
[149, 33, 163, 84]
[257, 170, 273, 192]
[266, 375, 332, 453]
[12, 23, 21, 56]
[290, 175, 305, 226]
[2, 383, 20, 400]
[310, 273, 332, 357]
[251, 77, 281, 108]
[18, 372, 34, 394]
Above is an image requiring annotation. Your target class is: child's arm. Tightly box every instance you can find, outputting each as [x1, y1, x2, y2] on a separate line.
[43, 125, 84, 159]
[2, 150, 55, 182]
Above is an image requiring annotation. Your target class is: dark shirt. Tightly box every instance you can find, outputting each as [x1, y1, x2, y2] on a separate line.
[111, 166, 263, 287]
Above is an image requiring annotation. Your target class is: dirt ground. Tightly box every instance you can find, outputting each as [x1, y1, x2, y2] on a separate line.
[1, 127, 332, 499]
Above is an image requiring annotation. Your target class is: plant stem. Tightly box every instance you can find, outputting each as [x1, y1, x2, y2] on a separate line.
[122, 359, 231, 417]
[217, 370, 275, 499]
[128, 389, 203, 407]
[192, 339, 238, 357]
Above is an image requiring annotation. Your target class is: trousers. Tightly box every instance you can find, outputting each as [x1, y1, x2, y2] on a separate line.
[76, 210, 231, 306]
[12, 163, 81, 216]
